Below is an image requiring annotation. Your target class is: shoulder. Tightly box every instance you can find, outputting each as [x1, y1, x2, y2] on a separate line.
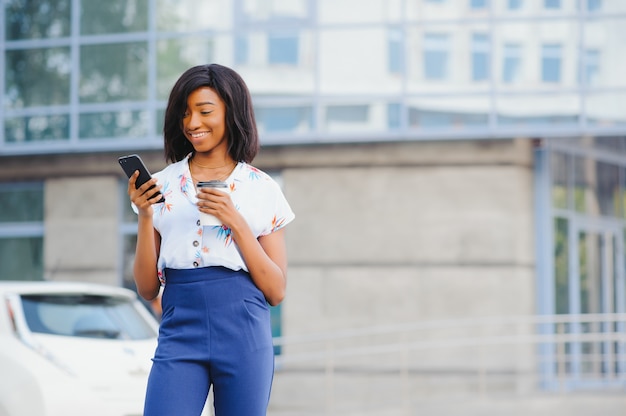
[235, 163, 280, 188]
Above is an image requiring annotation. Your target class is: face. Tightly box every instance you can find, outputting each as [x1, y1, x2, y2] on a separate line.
[182, 87, 228, 155]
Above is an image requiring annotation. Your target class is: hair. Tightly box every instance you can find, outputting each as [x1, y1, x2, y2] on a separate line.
[163, 64, 259, 164]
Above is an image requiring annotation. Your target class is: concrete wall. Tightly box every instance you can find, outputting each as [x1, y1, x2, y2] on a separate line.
[0, 138, 537, 334]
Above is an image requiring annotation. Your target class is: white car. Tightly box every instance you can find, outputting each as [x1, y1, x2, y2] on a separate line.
[0, 281, 159, 416]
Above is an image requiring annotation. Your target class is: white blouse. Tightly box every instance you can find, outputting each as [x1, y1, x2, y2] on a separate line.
[135, 155, 295, 284]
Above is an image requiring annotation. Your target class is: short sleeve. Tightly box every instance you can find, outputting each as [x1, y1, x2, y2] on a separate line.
[259, 180, 295, 237]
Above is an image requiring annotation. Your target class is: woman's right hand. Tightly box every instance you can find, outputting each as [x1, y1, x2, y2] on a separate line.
[127, 171, 162, 217]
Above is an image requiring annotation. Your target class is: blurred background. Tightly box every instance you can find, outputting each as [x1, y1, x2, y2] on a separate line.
[2, 0, 626, 414]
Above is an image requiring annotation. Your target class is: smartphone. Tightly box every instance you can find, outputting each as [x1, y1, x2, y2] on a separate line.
[118, 154, 165, 203]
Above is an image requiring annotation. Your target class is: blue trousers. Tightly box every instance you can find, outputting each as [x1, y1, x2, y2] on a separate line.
[143, 267, 275, 416]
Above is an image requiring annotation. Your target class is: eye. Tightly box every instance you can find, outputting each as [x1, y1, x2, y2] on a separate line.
[201, 111, 212, 115]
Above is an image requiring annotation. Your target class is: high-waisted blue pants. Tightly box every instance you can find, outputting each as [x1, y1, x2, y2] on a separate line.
[143, 266, 274, 416]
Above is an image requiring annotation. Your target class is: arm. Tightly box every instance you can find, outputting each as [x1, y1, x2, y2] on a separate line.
[127, 172, 163, 301]
[197, 188, 288, 306]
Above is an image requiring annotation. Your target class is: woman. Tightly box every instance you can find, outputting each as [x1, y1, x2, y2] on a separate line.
[127, 64, 295, 416]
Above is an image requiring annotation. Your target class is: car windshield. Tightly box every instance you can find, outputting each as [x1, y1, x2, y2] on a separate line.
[20, 294, 156, 340]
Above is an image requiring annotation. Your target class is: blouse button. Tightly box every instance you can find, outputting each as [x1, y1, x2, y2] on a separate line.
[197, 220, 201, 226]
[193, 262, 199, 267]
[193, 240, 199, 247]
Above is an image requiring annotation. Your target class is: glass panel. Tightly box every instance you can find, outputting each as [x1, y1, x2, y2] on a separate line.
[5, 0, 71, 40]
[255, 105, 313, 134]
[268, 32, 299, 65]
[80, 42, 148, 103]
[554, 217, 569, 314]
[552, 152, 569, 209]
[579, 230, 601, 315]
[5, 114, 70, 143]
[0, 185, 44, 222]
[318, 0, 402, 24]
[319, 28, 402, 94]
[20, 294, 156, 339]
[156, 0, 233, 31]
[493, 21, 578, 91]
[241, 0, 310, 22]
[595, 162, 621, 217]
[156, 37, 216, 99]
[573, 155, 594, 214]
[79, 110, 149, 140]
[80, 0, 148, 34]
[407, 23, 490, 93]
[496, 94, 580, 127]
[5, 48, 71, 109]
[585, 93, 626, 128]
[583, 18, 626, 88]
[471, 33, 491, 82]
[324, 104, 381, 133]
[0, 238, 44, 281]
[407, 96, 489, 129]
[236, 31, 315, 94]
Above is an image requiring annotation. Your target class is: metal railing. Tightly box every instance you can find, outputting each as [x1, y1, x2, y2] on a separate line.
[269, 313, 626, 415]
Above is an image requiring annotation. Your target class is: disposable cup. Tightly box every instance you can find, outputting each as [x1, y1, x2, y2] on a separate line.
[196, 181, 230, 226]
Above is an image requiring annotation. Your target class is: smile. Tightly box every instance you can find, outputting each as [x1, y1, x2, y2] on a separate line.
[189, 132, 209, 139]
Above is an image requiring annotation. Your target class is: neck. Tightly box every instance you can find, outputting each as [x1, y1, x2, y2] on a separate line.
[189, 156, 237, 182]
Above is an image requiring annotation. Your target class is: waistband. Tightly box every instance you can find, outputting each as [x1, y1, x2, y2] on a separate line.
[163, 266, 247, 284]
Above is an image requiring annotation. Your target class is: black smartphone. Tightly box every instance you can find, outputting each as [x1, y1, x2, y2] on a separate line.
[118, 154, 165, 203]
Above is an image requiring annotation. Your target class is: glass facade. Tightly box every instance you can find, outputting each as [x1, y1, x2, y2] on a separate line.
[545, 136, 626, 386]
[0, 183, 45, 281]
[2, 0, 626, 154]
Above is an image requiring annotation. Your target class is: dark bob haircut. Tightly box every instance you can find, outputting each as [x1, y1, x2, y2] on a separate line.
[163, 64, 259, 164]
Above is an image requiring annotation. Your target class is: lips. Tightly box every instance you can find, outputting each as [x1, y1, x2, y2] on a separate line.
[189, 131, 209, 139]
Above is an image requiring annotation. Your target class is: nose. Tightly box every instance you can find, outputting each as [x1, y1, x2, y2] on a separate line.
[185, 111, 202, 131]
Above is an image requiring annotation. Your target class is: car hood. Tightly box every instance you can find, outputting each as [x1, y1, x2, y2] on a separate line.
[31, 333, 156, 394]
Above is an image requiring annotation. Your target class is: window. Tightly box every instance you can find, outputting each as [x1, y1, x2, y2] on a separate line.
[268, 33, 299, 65]
[582, 49, 601, 86]
[541, 44, 562, 83]
[544, 0, 560, 9]
[256, 106, 313, 133]
[388, 28, 403, 74]
[502, 43, 522, 83]
[471, 33, 490, 81]
[508, 0, 523, 9]
[0, 183, 45, 281]
[234, 35, 249, 65]
[423, 33, 450, 80]
[586, 0, 602, 11]
[470, 0, 488, 8]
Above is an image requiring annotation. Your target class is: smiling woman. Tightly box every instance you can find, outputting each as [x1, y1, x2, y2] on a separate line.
[126, 64, 295, 416]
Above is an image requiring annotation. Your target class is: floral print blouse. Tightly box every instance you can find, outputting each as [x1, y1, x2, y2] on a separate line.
[139, 154, 295, 284]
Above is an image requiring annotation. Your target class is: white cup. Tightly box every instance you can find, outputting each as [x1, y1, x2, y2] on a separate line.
[196, 181, 231, 226]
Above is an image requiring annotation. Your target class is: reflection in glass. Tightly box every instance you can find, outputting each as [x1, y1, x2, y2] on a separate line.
[552, 152, 569, 209]
[268, 32, 299, 65]
[502, 43, 522, 84]
[542, 44, 562, 83]
[554, 218, 569, 314]
[5, 115, 70, 143]
[423, 33, 450, 80]
[156, 37, 215, 99]
[471, 33, 490, 81]
[80, 43, 148, 103]
[325, 104, 369, 133]
[5, 48, 71, 109]
[79, 111, 149, 139]
[80, 0, 148, 35]
[157, 0, 233, 31]
[0, 238, 44, 281]
[407, 97, 489, 129]
[255, 106, 312, 134]
[5, 0, 71, 40]
[586, 93, 626, 127]
[595, 161, 620, 217]
[496, 94, 579, 127]
[0, 184, 44, 222]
